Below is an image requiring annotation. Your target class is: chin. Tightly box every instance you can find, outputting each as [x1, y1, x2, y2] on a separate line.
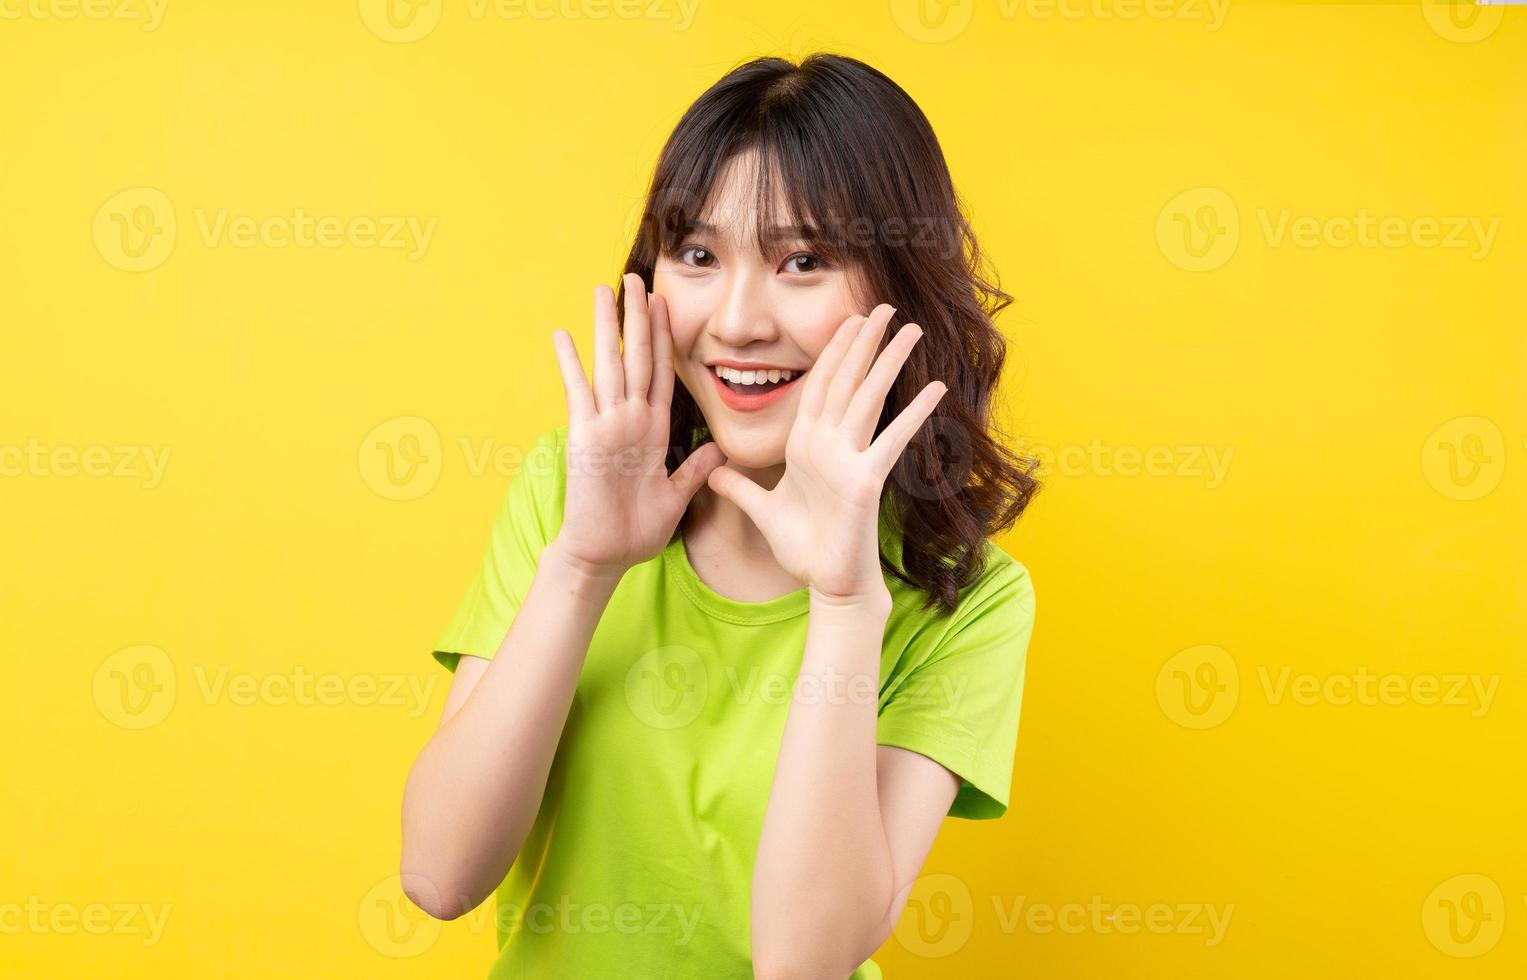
[706, 426, 786, 471]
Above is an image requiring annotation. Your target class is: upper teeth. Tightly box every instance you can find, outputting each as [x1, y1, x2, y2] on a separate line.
[715, 365, 795, 384]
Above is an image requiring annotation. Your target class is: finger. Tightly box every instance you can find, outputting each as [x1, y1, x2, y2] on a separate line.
[797, 314, 865, 420]
[867, 380, 947, 479]
[842, 322, 924, 448]
[668, 441, 724, 503]
[705, 465, 771, 524]
[823, 303, 895, 424]
[593, 284, 625, 410]
[622, 274, 653, 401]
[552, 329, 595, 421]
[648, 292, 675, 409]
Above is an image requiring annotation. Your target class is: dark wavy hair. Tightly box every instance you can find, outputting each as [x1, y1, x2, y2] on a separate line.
[615, 53, 1039, 617]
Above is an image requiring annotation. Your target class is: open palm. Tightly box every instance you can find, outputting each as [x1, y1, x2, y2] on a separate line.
[706, 304, 947, 604]
[550, 274, 725, 575]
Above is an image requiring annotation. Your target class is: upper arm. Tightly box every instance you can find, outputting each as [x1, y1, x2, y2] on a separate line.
[871, 744, 961, 939]
[876, 560, 1036, 819]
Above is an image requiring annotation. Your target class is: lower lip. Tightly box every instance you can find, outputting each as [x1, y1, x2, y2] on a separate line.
[708, 369, 802, 412]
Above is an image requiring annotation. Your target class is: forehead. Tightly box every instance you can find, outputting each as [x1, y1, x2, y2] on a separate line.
[694, 149, 805, 249]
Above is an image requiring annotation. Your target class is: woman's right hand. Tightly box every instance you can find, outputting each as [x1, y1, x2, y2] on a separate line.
[547, 272, 725, 579]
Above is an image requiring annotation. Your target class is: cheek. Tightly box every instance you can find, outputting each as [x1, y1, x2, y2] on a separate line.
[656, 271, 702, 343]
[668, 318, 702, 358]
[651, 293, 705, 393]
[782, 279, 866, 358]
[795, 308, 858, 361]
[651, 284, 699, 351]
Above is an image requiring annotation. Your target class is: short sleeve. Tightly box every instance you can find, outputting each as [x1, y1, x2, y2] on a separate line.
[431, 425, 567, 672]
[876, 557, 1036, 820]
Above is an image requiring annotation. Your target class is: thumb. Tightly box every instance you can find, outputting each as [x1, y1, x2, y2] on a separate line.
[669, 441, 726, 503]
[705, 463, 771, 523]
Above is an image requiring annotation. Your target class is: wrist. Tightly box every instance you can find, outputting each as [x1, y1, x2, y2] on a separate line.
[807, 584, 893, 619]
[543, 538, 627, 592]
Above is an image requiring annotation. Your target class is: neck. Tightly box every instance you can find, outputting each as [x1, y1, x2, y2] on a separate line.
[686, 459, 785, 555]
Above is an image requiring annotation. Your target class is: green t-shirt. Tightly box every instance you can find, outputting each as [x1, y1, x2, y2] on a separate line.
[432, 424, 1036, 979]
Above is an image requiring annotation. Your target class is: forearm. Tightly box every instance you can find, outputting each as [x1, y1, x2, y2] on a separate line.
[751, 590, 896, 979]
[400, 539, 622, 918]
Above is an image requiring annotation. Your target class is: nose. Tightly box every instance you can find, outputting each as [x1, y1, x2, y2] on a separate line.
[707, 266, 781, 348]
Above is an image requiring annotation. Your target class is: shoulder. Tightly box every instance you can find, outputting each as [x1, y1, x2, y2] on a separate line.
[962, 541, 1035, 623]
[535, 423, 569, 466]
[515, 424, 569, 496]
[888, 538, 1035, 637]
[488, 423, 569, 537]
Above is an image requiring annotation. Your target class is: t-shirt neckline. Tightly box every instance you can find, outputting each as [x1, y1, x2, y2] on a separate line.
[661, 530, 812, 625]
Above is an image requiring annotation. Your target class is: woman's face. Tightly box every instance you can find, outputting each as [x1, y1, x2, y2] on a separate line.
[652, 151, 867, 474]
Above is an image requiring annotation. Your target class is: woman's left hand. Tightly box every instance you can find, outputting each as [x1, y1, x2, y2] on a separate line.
[705, 303, 947, 609]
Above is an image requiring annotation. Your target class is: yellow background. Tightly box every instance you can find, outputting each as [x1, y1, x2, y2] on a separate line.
[2, 1, 1522, 976]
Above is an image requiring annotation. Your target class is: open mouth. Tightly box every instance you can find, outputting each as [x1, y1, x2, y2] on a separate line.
[710, 365, 804, 396]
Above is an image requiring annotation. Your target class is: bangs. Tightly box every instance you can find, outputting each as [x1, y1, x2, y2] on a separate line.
[639, 121, 866, 267]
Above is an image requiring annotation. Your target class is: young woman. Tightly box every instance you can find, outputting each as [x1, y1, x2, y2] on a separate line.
[400, 53, 1039, 979]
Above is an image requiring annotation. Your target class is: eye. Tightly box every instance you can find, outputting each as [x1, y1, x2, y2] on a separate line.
[782, 251, 825, 274]
[676, 244, 716, 268]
